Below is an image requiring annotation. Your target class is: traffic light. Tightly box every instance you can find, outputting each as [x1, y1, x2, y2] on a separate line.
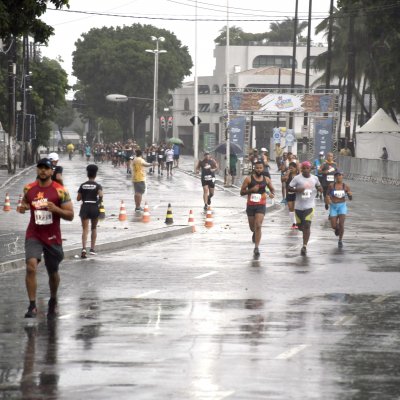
[160, 116, 166, 129]
[167, 116, 173, 129]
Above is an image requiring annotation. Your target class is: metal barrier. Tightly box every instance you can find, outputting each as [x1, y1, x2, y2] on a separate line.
[337, 155, 400, 186]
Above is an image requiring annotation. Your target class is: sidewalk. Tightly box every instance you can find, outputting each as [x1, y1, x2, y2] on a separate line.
[0, 155, 281, 273]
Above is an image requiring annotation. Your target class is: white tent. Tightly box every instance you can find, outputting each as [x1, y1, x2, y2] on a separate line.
[355, 108, 400, 161]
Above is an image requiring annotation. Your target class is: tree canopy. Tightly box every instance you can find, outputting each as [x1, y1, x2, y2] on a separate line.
[72, 23, 193, 143]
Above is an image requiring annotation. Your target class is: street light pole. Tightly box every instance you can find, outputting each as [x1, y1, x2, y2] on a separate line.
[146, 37, 167, 145]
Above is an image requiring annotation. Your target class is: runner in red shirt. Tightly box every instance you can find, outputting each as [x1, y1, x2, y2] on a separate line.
[19, 158, 74, 319]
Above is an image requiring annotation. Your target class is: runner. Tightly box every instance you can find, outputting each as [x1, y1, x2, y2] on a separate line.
[260, 147, 271, 179]
[66, 142, 74, 160]
[196, 152, 219, 211]
[325, 171, 353, 248]
[319, 152, 337, 203]
[77, 164, 103, 258]
[131, 149, 152, 212]
[157, 143, 165, 176]
[313, 151, 325, 199]
[173, 143, 180, 168]
[18, 158, 74, 318]
[48, 152, 63, 185]
[282, 161, 299, 229]
[288, 161, 323, 256]
[165, 144, 174, 177]
[84, 143, 91, 163]
[240, 160, 275, 258]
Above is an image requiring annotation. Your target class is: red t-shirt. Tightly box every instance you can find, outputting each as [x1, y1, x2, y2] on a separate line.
[23, 180, 71, 246]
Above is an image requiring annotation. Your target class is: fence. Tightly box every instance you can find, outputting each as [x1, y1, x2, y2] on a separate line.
[337, 155, 400, 186]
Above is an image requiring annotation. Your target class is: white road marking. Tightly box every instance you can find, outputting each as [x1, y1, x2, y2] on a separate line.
[333, 315, 357, 326]
[275, 344, 309, 359]
[134, 289, 160, 298]
[372, 295, 390, 303]
[194, 271, 218, 279]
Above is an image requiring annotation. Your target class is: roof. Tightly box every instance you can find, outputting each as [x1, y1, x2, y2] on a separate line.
[357, 108, 400, 133]
[238, 66, 305, 77]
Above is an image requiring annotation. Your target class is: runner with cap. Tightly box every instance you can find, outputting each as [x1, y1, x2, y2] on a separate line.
[325, 170, 352, 248]
[77, 164, 103, 258]
[288, 160, 323, 256]
[240, 159, 275, 258]
[48, 152, 63, 185]
[260, 147, 271, 179]
[196, 152, 219, 211]
[18, 158, 74, 319]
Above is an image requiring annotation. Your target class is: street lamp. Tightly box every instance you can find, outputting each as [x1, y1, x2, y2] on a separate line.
[146, 36, 167, 145]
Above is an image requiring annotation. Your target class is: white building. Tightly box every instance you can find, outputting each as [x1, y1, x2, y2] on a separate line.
[171, 42, 327, 152]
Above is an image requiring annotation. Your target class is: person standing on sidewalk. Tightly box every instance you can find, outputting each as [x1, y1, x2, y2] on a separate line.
[240, 160, 275, 258]
[196, 152, 219, 211]
[19, 158, 74, 318]
[130, 149, 151, 212]
[77, 164, 103, 258]
[288, 161, 322, 256]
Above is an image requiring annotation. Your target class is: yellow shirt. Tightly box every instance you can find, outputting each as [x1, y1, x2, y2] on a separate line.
[132, 157, 147, 183]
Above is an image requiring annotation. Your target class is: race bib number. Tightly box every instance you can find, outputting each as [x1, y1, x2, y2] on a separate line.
[333, 190, 346, 198]
[158, 155, 163, 158]
[302, 189, 312, 199]
[204, 174, 212, 181]
[34, 210, 53, 225]
[327, 175, 334, 182]
[250, 193, 262, 203]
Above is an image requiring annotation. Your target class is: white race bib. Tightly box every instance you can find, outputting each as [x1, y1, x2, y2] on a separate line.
[204, 174, 212, 181]
[333, 190, 346, 198]
[34, 210, 53, 225]
[302, 189, 312, 199]
[250, 193, 262, 203]
[158, 155, 163, 158]
[327, 175, 334, 182]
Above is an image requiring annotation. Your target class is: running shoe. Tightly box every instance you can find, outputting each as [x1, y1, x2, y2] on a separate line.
[81, 249, 87, 259]
[47, 298, 58, 319]
[89, 249, 96, 255]
[24, 306, 37, 318]
[338, 240, 343, 248]
[291, 223, 297, 230]
[335, 227, 339, 236]
[294, 224, 299, 229]
[252, 232, 255, 243]
[135, 207, 143, 212]
[207, 195, 212, 205]
[300, 246, 307, 256]
[203, 204, 208, 212]
[253, 247, 260, 257]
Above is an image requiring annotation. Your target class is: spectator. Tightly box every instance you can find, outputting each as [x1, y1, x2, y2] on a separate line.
[380, 147, 388, 160]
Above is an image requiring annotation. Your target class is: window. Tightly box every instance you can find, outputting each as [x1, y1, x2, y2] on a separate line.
[184, 98, 190, 111]
[222, 83, 236, 93]
[198, 85, 210, 94]
[199, 103, 210, 112]
[252, 55, 297, 69]
[302, 56, 317, 69]
[213, 103, 220, 113]
[212, 84, 220, 94]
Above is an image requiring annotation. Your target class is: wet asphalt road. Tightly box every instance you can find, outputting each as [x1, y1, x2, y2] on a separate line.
[0, 155, 400, 399]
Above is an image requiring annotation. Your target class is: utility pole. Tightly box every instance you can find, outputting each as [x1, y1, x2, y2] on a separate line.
[303, 0, 312, 127]
[289, 0, 299, 130]
[345, 12, 355, 144]
[7, 37, 16, 173]
[325, 0, 334, 90]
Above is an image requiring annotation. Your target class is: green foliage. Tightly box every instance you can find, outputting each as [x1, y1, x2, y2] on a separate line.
[0, 0, 69, 43]
[100, 117, 123, 143]
[72, 24, 193, 140]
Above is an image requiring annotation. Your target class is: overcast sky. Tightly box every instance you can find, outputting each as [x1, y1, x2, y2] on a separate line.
[41, 0, 334, 93]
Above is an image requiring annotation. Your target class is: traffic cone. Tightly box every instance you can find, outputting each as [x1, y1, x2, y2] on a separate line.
[204, 206, 213, 228]
[165, 203, 173, 225]
[188, 209, 196, 232]
[3, 193, 11, 212]
[98, 200, 105, 220]
[16, 195, 23, 212]
[118, 200, 127, 221]
[142, 202, 150, 223]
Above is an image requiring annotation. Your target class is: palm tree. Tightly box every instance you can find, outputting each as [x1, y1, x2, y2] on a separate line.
[268, 18, 308, 43]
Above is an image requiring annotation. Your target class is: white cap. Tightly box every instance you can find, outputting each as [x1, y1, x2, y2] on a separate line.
[48, 152, 59, 161]
[319, 151, 324, 155]
[261, 147, 268, 152]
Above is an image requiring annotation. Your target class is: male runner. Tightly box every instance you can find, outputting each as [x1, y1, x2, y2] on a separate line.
[131, 149, 151, 212]
[319, 152, 337, 203]
[196, 152, 219, 211]
[282, 161, 299, 229]
[289, 161, 322, 256]
[240, 160, 275, 258]
[313, 151, 325, 199]
[19, 158, 74, 318]
[48, 152, 63, 185]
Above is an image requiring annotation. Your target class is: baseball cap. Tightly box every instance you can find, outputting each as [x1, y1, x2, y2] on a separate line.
[48, 152, 59, 161]
[301, 161, 312, 168]
[37, 158, 52, 169]
[319, 151, 324, 155]
[261, 147, 268, 152]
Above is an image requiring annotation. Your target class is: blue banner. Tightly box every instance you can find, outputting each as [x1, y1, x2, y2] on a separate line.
[229, 117, 246, 150]
[314, 118, 333, 159]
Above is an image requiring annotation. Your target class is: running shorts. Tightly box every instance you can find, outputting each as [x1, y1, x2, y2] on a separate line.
[133, 181, 146, 194]
[79, 204, 100, 220]
[201, 179, 215, 188]
[286, 193, 296, 202]
[295, 208, 314, 228]
[25, 238, 64, 274]
[329, 202, 347, 217]
[246, 204, 266, 216]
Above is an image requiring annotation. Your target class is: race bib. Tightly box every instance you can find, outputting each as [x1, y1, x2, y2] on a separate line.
[204, 174, 212, 181]
[333, 190, 346, 198]
[302, 189, 312, 199]
[327, 175, 334, 182]
[158, 155, 163, 158]
[250, 193, 262, 203]
[34, 210, 53, 225]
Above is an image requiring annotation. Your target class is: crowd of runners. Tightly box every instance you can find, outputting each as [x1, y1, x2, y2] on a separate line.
[17, 140, 352, 318]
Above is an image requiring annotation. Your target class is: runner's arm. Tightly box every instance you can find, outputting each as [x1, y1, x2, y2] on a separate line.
[240, 177, 252, 196]
[47, 200, 74, 221]
[346, 184, 353, 200]
[266, 178, 275, 198]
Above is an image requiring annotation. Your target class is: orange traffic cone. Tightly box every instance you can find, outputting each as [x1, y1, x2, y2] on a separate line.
[118, 200, 127, 221]
[16, 195, 23, 212]
[165, 203, 173, 225]
[204, 206, 213, 228]
[3, 193, 11, 212]
[188, 209, 196, 232]
[142, 202, 150, 223]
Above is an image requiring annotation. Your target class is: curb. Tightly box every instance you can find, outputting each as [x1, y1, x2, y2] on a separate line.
[0, 225, 193, 274]
[0, 165, 36, 190]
